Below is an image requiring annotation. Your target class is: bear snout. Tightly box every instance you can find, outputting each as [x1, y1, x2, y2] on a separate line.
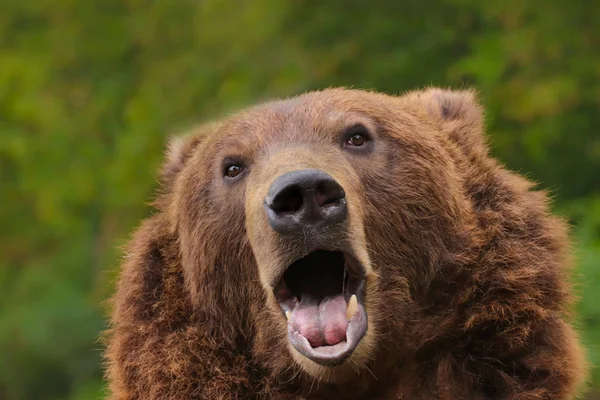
[264, 169, 348, 234]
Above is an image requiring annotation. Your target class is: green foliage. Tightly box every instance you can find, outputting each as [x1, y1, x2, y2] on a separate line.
[0, 1, 597, 398]
[566, 198, 600, 386]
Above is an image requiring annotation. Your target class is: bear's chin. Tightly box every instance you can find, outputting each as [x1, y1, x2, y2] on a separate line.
[273, 250, 369, 365]
[268, 249, 378, 382]
[288, 323, 377, 383]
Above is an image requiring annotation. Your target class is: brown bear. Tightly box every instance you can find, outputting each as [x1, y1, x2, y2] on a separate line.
[104, 88, 587, 399]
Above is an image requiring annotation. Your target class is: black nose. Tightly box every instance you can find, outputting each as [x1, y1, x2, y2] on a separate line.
[265, 169, 347, 234]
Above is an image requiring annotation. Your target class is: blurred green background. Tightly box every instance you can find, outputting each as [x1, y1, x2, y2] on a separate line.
[0, 1, 598, 399]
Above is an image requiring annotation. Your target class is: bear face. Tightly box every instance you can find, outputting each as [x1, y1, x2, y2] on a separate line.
[170, 88, 477, 380]
[106, 88, 586, 399]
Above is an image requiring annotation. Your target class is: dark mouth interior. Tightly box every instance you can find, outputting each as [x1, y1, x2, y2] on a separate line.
[274, 250, 364, 314]
[284, 250, 347, 301]
[275, 249, 369, 362]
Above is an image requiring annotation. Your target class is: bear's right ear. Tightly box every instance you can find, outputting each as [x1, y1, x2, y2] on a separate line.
[161, 134, 203, 186]
[404, 87, 489, 155]
[160, 121, 219, 187]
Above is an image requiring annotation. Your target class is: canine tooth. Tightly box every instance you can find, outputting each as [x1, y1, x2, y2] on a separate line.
[347, 294, 358, 320]
[285, 311, 292, 321]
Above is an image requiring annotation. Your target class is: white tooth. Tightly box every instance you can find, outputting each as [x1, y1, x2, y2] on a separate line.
[286, 311, 292, 321]
[347, 294, 358, 321]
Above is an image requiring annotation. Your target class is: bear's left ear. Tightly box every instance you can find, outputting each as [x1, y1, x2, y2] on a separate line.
[404, 88, 488, 155]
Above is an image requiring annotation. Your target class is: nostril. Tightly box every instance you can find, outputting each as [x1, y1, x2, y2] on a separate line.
[315, 181, 346, 207]
[265, 169, 348, 234]
[270, 186, 304, 213]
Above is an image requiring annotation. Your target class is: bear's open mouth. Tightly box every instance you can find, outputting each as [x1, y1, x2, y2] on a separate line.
[273, 250, 368, 366]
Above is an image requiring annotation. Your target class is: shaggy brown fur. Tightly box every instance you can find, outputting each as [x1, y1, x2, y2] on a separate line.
[104, 88, 587, 399]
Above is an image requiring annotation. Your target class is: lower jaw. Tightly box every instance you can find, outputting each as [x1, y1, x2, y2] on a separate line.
[272, 249, 371, 370]
[286, 329, 375, 384]
[287, 303, 368, 367]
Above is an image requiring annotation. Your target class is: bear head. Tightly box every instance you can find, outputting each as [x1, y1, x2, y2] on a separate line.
[161, 88, 495, 382]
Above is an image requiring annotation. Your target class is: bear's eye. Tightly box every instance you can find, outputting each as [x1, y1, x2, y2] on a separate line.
[342, 124, 372, 149]
[225, 165, 245, 179]
[347, 133, 367, 147]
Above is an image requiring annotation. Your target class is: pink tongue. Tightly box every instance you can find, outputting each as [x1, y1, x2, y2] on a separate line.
[289, 294, 348, 347]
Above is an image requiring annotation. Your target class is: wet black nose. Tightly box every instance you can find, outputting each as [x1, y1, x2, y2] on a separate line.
[265, 169, 347, 234]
